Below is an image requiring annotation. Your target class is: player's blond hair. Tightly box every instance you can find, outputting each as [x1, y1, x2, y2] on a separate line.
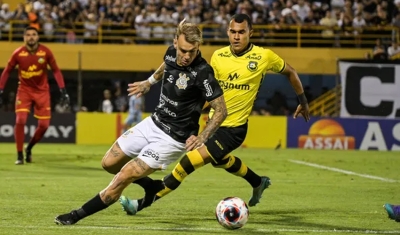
[175, 19, 203, 44]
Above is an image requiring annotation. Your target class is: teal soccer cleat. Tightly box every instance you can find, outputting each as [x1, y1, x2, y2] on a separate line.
[119, 196, 139, 215]
[248, 176, 271, 207]
[384, 203, 400, 222]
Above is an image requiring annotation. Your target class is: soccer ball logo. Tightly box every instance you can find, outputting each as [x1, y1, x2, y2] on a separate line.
[215, 197, 249, 230]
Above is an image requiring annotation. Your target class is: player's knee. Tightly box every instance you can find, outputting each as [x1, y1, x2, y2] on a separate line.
[212, 154, 234, 169]
[37, 119, 50, 130]
[15, 112, 28, 125]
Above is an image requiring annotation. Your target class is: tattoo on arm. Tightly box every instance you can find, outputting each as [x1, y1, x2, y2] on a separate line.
[153, 62, 166, 81]
[198, 96, 227, 141]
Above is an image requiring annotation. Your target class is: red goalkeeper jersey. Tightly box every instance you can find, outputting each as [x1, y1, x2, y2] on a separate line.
[0, 44, 65, 92]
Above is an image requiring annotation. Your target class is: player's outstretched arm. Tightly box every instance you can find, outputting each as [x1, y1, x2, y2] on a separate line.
[280, 62, 310, 122]
[0, 52, 18, 107]
[185, 95, 227, 151]
[127, 63, 165, 97]
[0, 52, 18, 93]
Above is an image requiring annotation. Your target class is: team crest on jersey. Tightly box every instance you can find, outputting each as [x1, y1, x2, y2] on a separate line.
[247, 61, 258, 72]
[176, 73, 190, 89]
[38, 58, 45, 64]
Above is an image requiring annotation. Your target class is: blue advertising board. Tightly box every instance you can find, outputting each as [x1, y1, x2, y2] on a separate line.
[287, 117, 400, 151]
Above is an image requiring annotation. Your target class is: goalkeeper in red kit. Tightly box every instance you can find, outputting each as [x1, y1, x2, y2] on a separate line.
[0, 26, 70, 165]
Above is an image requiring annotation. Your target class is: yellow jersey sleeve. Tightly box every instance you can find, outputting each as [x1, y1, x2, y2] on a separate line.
[265, 49, 285, 73]
[210, 52, 219, 79]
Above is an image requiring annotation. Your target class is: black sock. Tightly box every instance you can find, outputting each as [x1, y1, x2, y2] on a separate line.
[137, 195, 161, 212]
[17, 151, 23, 160]
[133, 177, 154, 189]
[26, 143, 34, 151]
[224, 156, 262, 188]
[76, 194, 109, 219]
[243, 168, 262, 188]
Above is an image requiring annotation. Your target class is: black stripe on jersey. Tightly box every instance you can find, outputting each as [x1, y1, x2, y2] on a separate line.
[278, 62, 286, 73]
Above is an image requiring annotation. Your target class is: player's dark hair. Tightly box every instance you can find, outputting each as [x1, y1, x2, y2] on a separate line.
[231, 14, 253, 30]
[24, 26, 39, 34]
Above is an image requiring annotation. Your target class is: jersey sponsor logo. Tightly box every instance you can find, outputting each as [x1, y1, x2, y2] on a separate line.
[152, 113, 171, 133]
[203, 80, 213, 97]
[21, 65, 43, 79]
[142, 149, 160, 161]
[167, 75, 174, 83]
[160, 94, 178, 106]
[36, 50, 46, 56]
[228, 73, 240, 81]
[218, 80, 250, 91]
[162, 106, 177, 117]
[247, 61, 258, 72]
[246, 53, 262, 60]
[217, 51, 232, 57]
[176, 73, 190, 90]
[18, 51, 28, 57]
[165, 55, 176, 62]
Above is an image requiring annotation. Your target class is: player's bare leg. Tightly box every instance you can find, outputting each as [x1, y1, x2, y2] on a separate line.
[14, 112, 28, 165]
[55, 158, 155, 225]
[101, 141, 133, 174]
[25, 119, 50, 163]
[120, 146, 212, 214]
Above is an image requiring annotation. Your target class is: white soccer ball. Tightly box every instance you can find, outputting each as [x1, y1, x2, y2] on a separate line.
[215, 197, 249, 230]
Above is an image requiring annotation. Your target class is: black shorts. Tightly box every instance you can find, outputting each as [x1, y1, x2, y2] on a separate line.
[205, 122, 248, 162]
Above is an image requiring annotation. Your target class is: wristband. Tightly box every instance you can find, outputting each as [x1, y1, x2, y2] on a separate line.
[148, 75, 158, 85]
[297, 92, 308, 105]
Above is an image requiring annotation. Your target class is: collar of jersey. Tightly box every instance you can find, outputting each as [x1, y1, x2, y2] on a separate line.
[230, 43, 253, 57]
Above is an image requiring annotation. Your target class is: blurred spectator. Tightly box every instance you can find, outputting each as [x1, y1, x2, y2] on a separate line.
[372, 38, 388, 59]
[0, 0, 395, 49]
[101, 89, 113, 113]
[388, 41, 400, 59]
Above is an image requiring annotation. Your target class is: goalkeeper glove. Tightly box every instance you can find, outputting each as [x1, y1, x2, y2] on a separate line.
[60, 88, 70, 108]
[0, 89, 3, 109]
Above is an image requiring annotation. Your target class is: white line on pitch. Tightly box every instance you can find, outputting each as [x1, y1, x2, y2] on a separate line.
[289, 160, 398, 183]
[0, 224, 399, 234]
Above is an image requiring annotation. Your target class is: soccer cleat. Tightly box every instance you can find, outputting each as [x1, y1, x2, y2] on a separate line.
[25, 147, 32, 163]
[119, 195, 139, 215]
[15, 152, 24, 165]
[248, 176, 271, 207]
[384, 203, 400, 222]
[54, 210, 80, 225]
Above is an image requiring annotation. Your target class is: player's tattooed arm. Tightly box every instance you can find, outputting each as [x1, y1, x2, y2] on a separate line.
[198, 95, 227, 141]
[152, 62, 166, 81]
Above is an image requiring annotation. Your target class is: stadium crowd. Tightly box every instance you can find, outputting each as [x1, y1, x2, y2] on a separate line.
[0, 0, 398, 46]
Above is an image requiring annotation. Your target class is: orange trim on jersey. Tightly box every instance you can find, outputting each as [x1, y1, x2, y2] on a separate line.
[46, 107, 51, 110]
[34, 115, 51, 119]
[15, 109, 31, 113]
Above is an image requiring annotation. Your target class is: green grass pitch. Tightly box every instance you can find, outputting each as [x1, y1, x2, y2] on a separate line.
[0, 143, 399, 235]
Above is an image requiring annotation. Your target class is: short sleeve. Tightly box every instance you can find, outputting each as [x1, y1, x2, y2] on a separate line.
[210, 52, 219, 79]
[266, 49, 285, 73]
[196, 65, 223, 102]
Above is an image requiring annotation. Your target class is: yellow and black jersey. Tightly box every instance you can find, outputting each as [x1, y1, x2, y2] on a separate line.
[209, 44, 285, 127]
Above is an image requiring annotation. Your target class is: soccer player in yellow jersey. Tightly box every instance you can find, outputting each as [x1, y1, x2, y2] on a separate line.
[119, 14, 310, 214]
